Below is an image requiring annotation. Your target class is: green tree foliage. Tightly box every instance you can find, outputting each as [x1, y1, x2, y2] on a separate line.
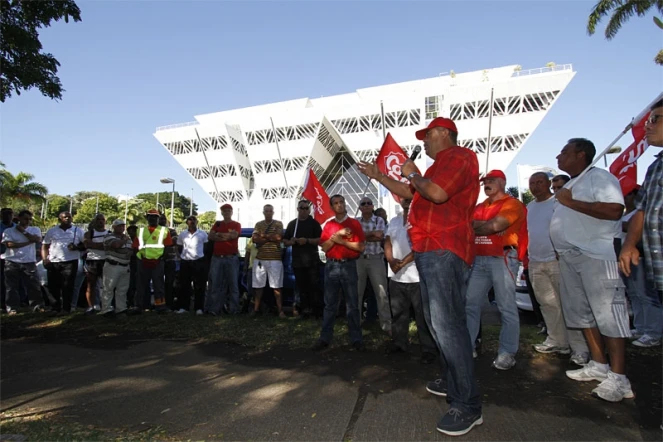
[587, 0, 663, 65]
[0, 0, 82, 101]
[134, 192, 198, 217]
[197, 211, 218, 227]
[73, 193, 122, 224]
[45, 194, 70, 218]
[0, 167, 48, 208]
[506, 186, 534, 205]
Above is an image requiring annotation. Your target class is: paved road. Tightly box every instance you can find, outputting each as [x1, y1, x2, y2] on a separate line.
[1, 336, 660, 441]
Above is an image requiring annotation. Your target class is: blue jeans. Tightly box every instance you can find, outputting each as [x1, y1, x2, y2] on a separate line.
[623, 259, 663, 339]
[466, 250, 520, 355]
[319, 260, 362, 345]
[415, 250, 481, 415]
[206, 255, 239, 314]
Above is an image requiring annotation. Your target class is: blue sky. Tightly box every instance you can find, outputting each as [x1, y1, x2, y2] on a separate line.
[2, 0, 661, 213]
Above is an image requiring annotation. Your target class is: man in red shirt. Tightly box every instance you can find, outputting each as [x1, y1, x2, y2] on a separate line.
[311, 194, 366, 351]
[206, 203, 241, 315]
[358, 117, 482, 436]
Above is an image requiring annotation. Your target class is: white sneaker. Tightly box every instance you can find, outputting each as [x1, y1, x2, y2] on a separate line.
[533, 338, 571, 354]
[592, 371, 634, 402]
[196, 309, 204, 316]
[566, 360, 608, 382]
[570, 352, 589, 366]
[629, 329, 643, 339]
[632, 334, 661, 348]
[175, 308, 188, 314]
[492, 353, 516, 370]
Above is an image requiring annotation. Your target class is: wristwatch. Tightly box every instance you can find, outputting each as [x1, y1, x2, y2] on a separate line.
[407, 172, 420, 180]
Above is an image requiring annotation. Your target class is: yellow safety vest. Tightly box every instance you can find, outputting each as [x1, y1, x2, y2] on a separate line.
[136, 226, 167, 260]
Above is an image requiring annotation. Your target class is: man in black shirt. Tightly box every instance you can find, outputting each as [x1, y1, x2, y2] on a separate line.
[283, 200, 323, 318]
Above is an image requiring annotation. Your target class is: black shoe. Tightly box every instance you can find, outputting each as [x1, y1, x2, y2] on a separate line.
[311, 340, 329, 351]
[385, 342, 406, 355]
[436, 408, 483, 436]
[420, 352, 437, 365]
[426, 379, 447, 397]
[352, 341, 366, 352]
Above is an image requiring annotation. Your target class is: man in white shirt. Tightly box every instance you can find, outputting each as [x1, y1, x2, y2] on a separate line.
[527, 172, 589, 365]
[550, 138, 631, 402]
[384, 198, 437, 364]
[1, 210, 43, 313]
[176, 215, 209, 315]
[41, 211, 85, 314]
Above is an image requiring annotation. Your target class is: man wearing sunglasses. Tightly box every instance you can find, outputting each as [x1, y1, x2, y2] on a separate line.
[283, 200, 322, 318]
[620, 99, 663, 315]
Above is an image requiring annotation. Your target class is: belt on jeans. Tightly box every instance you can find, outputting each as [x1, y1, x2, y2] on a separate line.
[503, 245, 516, 251]
[327, 258, 357, 263]
[106, 259, 129, 267]
[360, 254, 383, 259]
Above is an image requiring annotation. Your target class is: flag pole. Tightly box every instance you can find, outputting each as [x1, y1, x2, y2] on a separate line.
[485, 87, 495, 174]
[271, 117, 291, 221]
[567, 92, 663, 189]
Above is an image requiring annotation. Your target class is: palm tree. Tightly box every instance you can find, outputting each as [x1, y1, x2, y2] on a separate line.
[0, 170, 48, 207]
[587, 0, 663, 65]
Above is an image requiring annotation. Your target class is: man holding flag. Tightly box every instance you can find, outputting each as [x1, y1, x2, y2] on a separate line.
[358, 117, 482, 436]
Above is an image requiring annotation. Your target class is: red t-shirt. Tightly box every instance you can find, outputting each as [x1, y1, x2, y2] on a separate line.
[211, 220, 241, 255]
[320, 217, 365, 260]
[407, 146, 480, 266]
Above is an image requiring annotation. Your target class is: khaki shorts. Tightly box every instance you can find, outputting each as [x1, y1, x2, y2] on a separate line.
[252, 259, 283, 289]
[558, 249, 630, 338]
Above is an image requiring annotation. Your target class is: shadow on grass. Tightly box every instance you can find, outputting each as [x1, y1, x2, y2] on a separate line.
[1, 311, 661, 441]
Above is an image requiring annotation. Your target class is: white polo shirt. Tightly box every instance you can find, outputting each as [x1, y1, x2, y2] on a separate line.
[177, 229, 208, 261]
[43, 225, 85, 262]
[550, 167, 624, 261]
[1, 226, 41, 263]
[386, 214, 419, 283]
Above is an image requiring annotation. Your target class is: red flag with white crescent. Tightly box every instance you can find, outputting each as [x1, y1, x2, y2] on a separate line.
[301, 168, 335, 222]
[375, 133, 419, 203]
[609, 112, 650, 195]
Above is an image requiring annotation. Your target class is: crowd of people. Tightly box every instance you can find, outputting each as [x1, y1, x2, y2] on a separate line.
[2, 99, 662, 436]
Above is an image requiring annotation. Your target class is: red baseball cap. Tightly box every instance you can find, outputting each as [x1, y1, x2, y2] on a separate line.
[480, 170, 506, 181]
[220, 203, 233, 210]
[415, 117, 458, 140]
[145, 209, 160, 216]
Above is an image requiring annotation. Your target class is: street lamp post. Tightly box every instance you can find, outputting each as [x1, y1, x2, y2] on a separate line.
[160, 178, 176, 227]
[603, 146, 623, 168]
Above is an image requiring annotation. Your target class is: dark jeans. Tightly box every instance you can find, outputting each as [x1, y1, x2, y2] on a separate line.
[136, 261, 165, 310]
[177, 259, 207, 312]
[164, 260, 177, 309]
[414, 250, 481, 415]
[127, 255, 137, 308]
[46, 260, 78, 312]
[4, 261, 42, 309]
[1, 259, 6, 311]
[320, 260, 362, 345]
[293, 264, 320, 313]
[390, 279, 437, 355]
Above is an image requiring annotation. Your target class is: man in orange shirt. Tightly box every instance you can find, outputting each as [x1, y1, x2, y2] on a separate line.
[465, 170, 526, 370]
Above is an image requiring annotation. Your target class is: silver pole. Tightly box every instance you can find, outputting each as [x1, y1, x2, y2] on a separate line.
[190, 188, 194, 216]
[270, 117, 290, 220]
[95, 196, 99, 213]
[69, 198, 73, 213]
[170, 182, 175, 227]
[124, 197, 129, 224]
[156, 193, 159, 211]
[485, 87, 494, 174]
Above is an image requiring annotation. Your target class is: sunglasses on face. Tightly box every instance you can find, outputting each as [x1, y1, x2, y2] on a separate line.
[298, 206, 309, 210]
[360, 202, 373, 206]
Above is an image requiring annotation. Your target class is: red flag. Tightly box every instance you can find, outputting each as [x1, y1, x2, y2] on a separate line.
[375, 133, 418, 202]
[609, 112, 650, 195]
[301, 168, 335, 222]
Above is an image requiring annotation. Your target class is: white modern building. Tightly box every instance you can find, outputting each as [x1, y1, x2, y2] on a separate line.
[154, 63, 575, 226]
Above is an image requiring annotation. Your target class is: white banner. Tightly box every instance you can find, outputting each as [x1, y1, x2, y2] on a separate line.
[516, 164, 560, 190]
